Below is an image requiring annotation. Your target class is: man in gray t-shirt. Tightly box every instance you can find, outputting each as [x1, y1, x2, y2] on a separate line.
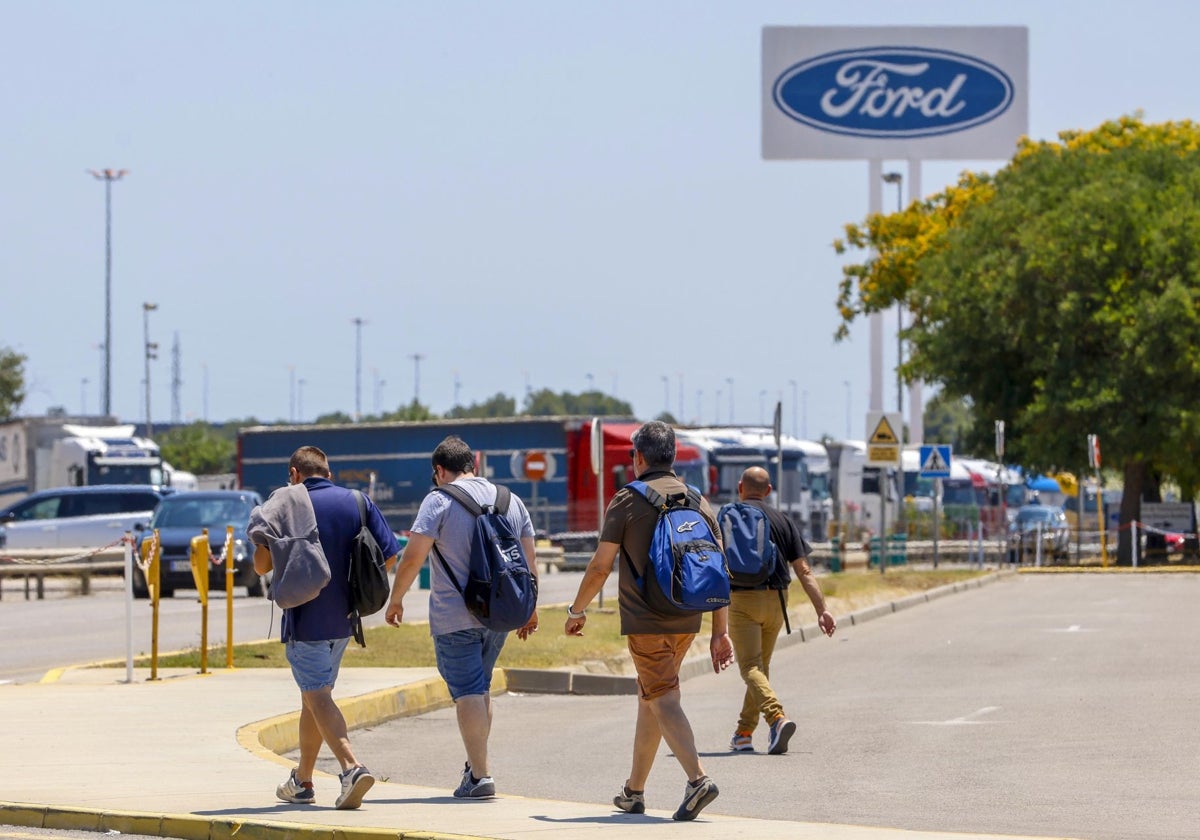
[386, 435, 538, 800]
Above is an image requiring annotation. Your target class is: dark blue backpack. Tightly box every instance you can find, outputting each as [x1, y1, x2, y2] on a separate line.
[717, 501, 779, 587]
[626, 480, 730, 616]
[432, 483, 538, 632]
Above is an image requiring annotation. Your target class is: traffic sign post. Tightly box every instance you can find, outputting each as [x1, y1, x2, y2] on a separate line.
[866, 412, 902, 574]
[919, 445, 952, 568]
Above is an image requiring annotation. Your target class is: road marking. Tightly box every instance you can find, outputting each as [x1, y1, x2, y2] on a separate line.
[1045, 624, 1096, 633]
[911, 706, 1001, 726]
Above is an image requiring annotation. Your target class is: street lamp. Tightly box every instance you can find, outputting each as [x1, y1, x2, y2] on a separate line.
[88, 168, 128, 416]
[884, 170, 906, 534]
[410, 352, 426, 405]
[351, 317, 367, 421]
[142, 302, 158, 438]
[661, 375, 670, 415]
[80, 378, 89, 415]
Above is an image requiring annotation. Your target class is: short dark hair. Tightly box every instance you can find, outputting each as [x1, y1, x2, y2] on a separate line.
[432, 435, 476, 475]
[631, 421, 675, 469]
[289, 446, 331, 478]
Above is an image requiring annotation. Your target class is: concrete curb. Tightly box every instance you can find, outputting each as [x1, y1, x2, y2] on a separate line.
[1018, 564, 1200, 574]
[0, 802, 480, 840]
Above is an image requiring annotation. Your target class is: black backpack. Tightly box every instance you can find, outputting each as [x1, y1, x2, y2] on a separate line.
[432, 483, 538, 633]
[347, 490, 391, 646]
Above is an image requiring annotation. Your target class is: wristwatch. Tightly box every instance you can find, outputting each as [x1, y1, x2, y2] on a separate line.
[567, 604, 586, 620]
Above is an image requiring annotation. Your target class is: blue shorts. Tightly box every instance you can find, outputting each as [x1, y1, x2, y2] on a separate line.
[434, 628, 507, 700]
[285, 637, 350, 693]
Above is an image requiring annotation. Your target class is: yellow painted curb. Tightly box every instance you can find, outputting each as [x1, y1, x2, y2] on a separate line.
[1019, 565, 1200, 574]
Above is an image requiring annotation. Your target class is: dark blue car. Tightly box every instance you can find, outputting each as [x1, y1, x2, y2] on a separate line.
[132, 490, 264, 598]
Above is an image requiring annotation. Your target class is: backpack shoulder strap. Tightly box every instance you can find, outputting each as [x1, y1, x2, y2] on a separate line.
[492, 484, 511, 515]
[684, 485, 704, 509]
[435, 483, 484, 517]
[352, 489, 367, 527]
[626, 479, 666, 510]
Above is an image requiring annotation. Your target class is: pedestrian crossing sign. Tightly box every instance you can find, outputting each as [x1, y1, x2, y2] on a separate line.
[919, 444, 952, 477]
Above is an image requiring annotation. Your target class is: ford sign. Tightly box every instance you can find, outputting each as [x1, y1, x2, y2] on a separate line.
[772, 46, 1014, 139]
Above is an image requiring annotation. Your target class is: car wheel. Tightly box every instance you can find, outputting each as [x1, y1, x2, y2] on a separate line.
[158, 586, 175, 599]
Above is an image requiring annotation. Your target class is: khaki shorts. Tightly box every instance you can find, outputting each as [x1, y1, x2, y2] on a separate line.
[627, 633, 696, 700]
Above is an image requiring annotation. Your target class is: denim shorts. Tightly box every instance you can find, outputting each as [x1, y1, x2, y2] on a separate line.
[434, 628, 507, 700]
[285, 637, 350, 693]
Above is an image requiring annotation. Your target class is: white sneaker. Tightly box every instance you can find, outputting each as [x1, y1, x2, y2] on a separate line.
[335, 765, 375, 810]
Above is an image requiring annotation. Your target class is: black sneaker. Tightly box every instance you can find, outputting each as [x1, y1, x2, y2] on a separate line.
[672, 775, 718, 821]
[613, 784, 645, 814]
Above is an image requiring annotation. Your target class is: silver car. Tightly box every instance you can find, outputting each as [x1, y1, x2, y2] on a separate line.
[1007, 505, 1070, 563]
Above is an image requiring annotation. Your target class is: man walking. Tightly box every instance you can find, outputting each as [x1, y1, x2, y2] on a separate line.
[564, 420, 734, 822]
[726, 466, 835, 755]
[250, 446, 400, 809]
[385, 435, 539, 799]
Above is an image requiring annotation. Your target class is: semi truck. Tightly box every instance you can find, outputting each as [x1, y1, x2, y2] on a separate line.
[0, 416, 175, 509]
[236, 416, 709, 549]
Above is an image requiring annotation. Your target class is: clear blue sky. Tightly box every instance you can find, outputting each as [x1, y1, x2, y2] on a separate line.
[4, 1, 1195, 439]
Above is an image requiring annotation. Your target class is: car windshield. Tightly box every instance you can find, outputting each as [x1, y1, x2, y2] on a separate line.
[1015, 507, 1058, 525]
[152, 497, 252, 529]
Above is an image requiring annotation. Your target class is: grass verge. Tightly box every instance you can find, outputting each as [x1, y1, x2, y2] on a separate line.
[134, 568, 989, 671]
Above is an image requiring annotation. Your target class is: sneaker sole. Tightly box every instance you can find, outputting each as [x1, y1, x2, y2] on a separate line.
[673, 782, 719, 821]
[275, 791, 315, 804]
[729, 744, 754, 752]
[335, 774, 375, 810]
[613, 797, 645, 814]
[768, 720, 797, 755]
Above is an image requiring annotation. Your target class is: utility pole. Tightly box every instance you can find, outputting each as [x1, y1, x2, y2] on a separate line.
[170, 333, 182, 424]
[142, 303, 158, 438]
[352, 317, 367, 421]
[410, 353, 425, 405]
[88, 168, 128, 416]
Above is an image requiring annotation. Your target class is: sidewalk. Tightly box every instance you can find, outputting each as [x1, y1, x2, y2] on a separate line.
[0, 571, 1076, 840]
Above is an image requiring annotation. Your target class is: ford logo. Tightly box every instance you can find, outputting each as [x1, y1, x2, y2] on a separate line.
[772, 46, 1014, 139]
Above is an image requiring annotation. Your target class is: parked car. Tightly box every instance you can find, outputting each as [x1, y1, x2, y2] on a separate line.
[0, 485, 168, 553]
[1007, 504, 1070, 563]
[132, 490, 264, 598]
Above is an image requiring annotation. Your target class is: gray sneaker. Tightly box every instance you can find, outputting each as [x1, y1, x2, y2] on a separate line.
[276, 768, 315, 804]
[453, 762, 496, 799]
[672, 775, 719, 821]
[335, 765, 375, 810]
[767, 717, 797, 755]
[613, 784, 645, 814]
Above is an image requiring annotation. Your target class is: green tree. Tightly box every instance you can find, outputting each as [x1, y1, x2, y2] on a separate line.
[922, 392, 975, 455]
[314, 411, 355, 425]
[446, 392, 517, 419]
[0, 346, 27, 421]
[835, 116, 1200, 562]
[524, 389, 634, 417]
[158, 422, 236, 474]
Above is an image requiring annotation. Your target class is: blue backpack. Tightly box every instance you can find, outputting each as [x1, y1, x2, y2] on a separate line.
[432, 483, 538, 633]
[717, 501, 779, 587]
[626, 480, 730, 616]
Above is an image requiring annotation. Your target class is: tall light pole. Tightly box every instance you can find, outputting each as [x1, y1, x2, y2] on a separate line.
[884, 170, 906, 534]
[80, 378, 89, 415]
[410, 353, 425, 405]
[661, 375, 670, 415]
[297, 378, 306, 423]
[843, 380, 851, 438]
[142, 303, 158, 438]
[351, 317, 367, 421]
[726, 377, 734, 425]
[89, 168, 128, 416]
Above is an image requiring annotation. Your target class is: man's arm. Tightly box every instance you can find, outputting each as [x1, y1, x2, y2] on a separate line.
[563, 541, 618, 636]
[709, 605, 734, 673]
[514, 535, 539, 640]
[791, 556, 836, 637]
[385, 532, 435, 627]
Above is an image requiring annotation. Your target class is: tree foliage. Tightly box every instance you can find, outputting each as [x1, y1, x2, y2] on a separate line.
[524, 389, 633, 417]
[922, 392, 975, 455]
[445, 392, 518, 419]
[0, 346, 27, 422]
[158, 422, 236, 474]
[834, 116, 1200, 557]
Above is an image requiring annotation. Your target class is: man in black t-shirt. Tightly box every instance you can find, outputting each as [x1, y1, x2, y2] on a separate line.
[728, 467, 836, 755]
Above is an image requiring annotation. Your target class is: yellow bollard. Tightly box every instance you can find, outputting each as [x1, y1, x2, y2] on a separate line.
[140, 531, 162, 681]
[190, 529, 211, 674]
[225, 525, 235, 669]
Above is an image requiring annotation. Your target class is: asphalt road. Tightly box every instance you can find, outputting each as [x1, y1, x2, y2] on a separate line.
[340, 574, 1200, 840]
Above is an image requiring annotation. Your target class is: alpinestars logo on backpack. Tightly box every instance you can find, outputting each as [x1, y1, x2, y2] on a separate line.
[626, 480, 730, 616]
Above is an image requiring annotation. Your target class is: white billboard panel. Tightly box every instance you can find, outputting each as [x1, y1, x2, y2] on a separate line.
[763, 26, 1028, 160]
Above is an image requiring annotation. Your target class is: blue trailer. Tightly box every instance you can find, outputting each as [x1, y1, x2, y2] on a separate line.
[236, 416, 632, 536]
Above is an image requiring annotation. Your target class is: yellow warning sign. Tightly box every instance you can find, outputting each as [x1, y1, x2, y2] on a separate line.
[869, 415, 899, 445]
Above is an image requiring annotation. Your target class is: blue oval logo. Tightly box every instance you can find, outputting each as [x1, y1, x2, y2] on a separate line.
[772, 46, 1014, 138]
